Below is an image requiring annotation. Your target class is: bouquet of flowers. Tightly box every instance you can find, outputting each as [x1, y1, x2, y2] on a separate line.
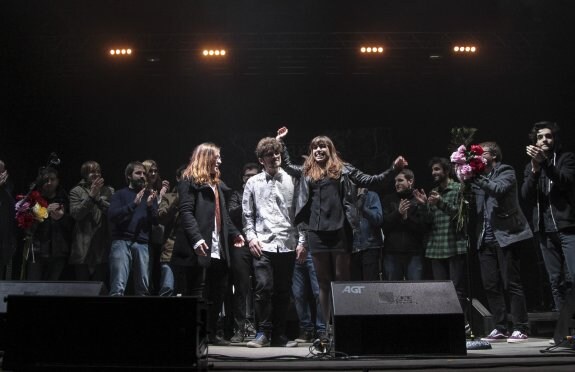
[15, 190, 49, 230]
[450, 144, 487, 183]
[448, 127, 485, 234]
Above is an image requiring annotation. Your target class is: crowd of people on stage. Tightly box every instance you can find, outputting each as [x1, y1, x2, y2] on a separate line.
[0, 121, 574, 347]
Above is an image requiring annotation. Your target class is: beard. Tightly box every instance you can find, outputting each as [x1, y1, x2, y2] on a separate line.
[130, 178, 146, 190]
[432, 175, 445, 187]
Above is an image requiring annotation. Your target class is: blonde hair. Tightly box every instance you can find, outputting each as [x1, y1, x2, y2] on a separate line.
[142, 159, 162, 191]
[182, 143, 221, 185]
[303, 136, 343, 181]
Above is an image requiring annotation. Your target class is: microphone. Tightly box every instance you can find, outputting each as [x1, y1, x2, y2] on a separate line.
[48, 152, 61, 166]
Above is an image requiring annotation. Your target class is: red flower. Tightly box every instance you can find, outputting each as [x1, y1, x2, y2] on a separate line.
[16, 211, 35, 229]
[470, 145, 484, 156]
[28, 190, 48, 207]
[469, 157, 486, 174]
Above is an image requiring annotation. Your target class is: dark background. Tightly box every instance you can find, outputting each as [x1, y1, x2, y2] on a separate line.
[2, 0, 574, 192]
[1, 0, 574, 308]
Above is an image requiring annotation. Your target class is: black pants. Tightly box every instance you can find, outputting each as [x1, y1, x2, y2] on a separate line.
[430, 254, 468, 317]
[252, 251, 296, 339]
[478, 241, 529, 333]
[171, 259, 229, 340]
[229, 245, 253, 332]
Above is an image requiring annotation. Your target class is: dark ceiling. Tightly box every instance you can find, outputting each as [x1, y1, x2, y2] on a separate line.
[2, 0, 575, 191]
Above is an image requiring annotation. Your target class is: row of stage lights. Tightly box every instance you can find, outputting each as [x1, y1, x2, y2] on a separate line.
[360, 46, 384, 54]
[108, 45, 478, 58]
[453, 46, 477, 53]
[109, 49, 132, 56]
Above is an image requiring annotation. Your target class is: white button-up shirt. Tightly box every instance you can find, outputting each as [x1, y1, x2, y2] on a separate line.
[242, 168, 304, 252]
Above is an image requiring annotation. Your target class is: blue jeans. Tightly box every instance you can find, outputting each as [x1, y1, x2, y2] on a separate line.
[292, 251, 325, 333]
[538, 231, 575, 310]
[158, 262, 174, 296]
[383, 253, 423, 281]
[109, 240, 150, 296]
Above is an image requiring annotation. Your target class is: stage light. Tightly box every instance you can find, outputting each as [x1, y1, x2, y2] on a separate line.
[453, 45, 477, 54]
[360, 46, 384, 54]
[202, 49, 227, 58]
[109, 48, 134, 57]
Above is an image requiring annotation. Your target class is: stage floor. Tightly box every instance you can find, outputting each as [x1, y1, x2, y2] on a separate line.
[207, 337, 575, 371]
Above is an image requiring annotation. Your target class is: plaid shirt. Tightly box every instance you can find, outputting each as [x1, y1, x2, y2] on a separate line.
[424, 179, 467, 259]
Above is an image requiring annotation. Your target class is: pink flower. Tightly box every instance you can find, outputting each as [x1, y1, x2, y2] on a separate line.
[456, 164, 474, 182]
[450, 150, 467, 165]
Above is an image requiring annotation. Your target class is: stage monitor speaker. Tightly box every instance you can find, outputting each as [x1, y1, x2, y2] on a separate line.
[2, 296, 208, 371]
[0, 281, 105, 351]
[0, 281, 105, 313]
[553, 291, 575, 347]
[331, 281, 466, 356]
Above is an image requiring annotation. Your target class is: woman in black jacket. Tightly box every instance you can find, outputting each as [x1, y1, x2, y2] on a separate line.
[278, 127, 407, 335]
[171, 142, 244, 345]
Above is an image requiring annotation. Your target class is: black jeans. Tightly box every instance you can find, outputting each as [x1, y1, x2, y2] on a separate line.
[229, 245, 253, 332]
[478, 241, 529, 333]
[171, 259, 229, 340]
[252, 250, 296, 338]
[430, 254, 468, 316]
[351, 248, 381, 281]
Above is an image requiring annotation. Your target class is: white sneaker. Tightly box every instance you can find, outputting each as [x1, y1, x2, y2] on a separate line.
[507, 330, 528, 343]
[481, 329, 509, 342]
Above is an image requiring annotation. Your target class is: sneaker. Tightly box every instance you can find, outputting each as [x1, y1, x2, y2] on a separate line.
[230, 330, 245, 344]
[246, 332, 270, 348]
[295, 329, 315, 343]
[507, 330, 528, 343]
[271, 335, 298, 347]
[481, 329, 509, 342]
[549, 338, 556, 346]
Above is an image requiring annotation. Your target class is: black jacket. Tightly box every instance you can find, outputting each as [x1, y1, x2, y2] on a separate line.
[172, 179, 240, 268]
[521, 151, 575, 232]
[381, 191, 429, 255]
[472, 162, 533, 249]
[280, 141, 395, 248]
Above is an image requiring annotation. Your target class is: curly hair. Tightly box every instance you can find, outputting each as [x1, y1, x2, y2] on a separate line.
[255, 137, 283, 159]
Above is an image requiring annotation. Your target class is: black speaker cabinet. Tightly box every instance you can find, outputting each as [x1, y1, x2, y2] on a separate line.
[553, 291, 575, 347]
[331, 281, 466, 356]
[0, 281, 105, 313]
[0, 281, 105, 351]
[2, 296, 208, 371]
